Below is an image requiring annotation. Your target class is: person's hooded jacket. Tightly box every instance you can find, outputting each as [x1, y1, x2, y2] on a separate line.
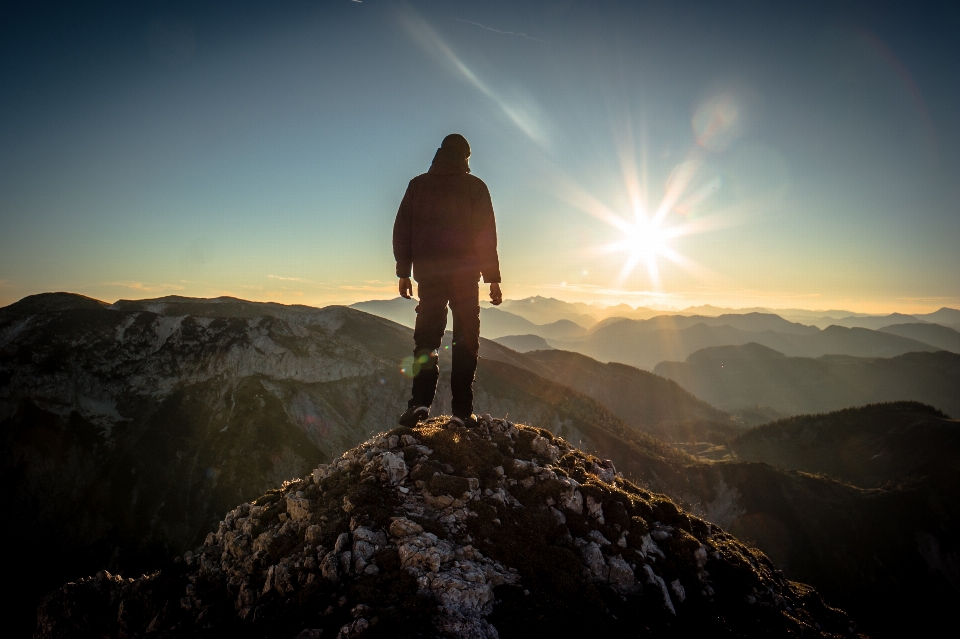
[392, 147, 501, 285]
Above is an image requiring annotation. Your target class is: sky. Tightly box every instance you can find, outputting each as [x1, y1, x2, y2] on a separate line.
[1, 0, 958, 314]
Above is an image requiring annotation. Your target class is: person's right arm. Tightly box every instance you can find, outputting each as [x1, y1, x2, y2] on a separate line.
[393, 180, 415, 296]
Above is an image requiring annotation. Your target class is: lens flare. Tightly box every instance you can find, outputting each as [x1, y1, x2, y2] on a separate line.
[693, 93, 741, 151]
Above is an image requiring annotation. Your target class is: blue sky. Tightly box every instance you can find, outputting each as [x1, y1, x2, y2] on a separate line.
[1, 0, 958, 312]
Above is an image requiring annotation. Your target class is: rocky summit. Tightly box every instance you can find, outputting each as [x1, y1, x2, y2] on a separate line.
[37, 417, 861, 638]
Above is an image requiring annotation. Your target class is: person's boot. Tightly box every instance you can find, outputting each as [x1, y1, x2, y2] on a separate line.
[450, 413, 478, 428]
[398, 405, 429, 427]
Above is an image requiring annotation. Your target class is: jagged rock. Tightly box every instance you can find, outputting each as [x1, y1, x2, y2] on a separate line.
[587, 529, 611, 546]
[640, 533, 665, 559]
[397, 532, 455, 573]
[380, 451, 408, 485]
[671, 579, 687, 602]
[550, 506, 566, 525]
[586, 494, 606, 523]
[581, 541, 610, 582]
[389, 517, 424, 538]
[608, 554, 638, 594]
[531, 435, 560, 462]
[36, 418, 866, 639]
[558, 478, 584, 514]
[320, 551, 339, 583]
[287, 492, 312, 521]
[334, 531, 351, 553]
[643, 564, 676, 615]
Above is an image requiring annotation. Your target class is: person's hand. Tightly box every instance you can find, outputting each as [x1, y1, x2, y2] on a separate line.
[489, 283, 502, 305]
[399, 277, 413, 299]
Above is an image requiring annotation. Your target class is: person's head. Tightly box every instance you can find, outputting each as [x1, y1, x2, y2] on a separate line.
[441, 133, 470, 160]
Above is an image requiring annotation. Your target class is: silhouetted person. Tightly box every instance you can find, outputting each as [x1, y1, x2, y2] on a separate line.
[393, 133, 502, 427]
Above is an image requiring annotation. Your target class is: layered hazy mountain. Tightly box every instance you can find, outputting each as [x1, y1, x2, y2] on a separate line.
[349, 298, 587, 340]
[654, 343, 960, 417]
[6, 292, 959, 637]
[352, 297, 958, 372]
[510, 350, 746, 443]
[551, 317, 939, 371]
[824, 307, 960, 331]
[879, 322, 960, 353]
[490, 334, 554, 352]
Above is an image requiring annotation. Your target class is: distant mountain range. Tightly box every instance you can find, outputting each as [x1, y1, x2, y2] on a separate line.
[352, 297, 960, 371]
[654, 342, 960, 417]
[551, 318, 939, 370]
[349, 298, 587, 340]
[6, 292, 960, 637]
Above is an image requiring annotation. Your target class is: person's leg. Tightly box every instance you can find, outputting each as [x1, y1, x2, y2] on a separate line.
[449, 280, 480, 418]
[409, 282, 449, 410]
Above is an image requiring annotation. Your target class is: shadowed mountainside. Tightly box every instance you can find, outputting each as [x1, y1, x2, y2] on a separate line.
[728, 402, 960, 487]
[654, 343, 960, 417]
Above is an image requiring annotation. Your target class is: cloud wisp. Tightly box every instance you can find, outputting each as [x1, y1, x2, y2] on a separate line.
[103, 281, 185, 293]
[453, 18, 546, 43]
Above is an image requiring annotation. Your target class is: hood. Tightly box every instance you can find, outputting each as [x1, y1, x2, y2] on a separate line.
[428, 146, 470, 175]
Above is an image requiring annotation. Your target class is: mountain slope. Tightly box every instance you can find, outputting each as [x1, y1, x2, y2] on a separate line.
[879, 322, 960, 353]
[654, 343, 960, 417]
[37, 418, 861, 639]
[491, 334, 554, 352]
[347, 297, 419, 328]
[729, 402, 960, 488]
[518, 349, 741, 443]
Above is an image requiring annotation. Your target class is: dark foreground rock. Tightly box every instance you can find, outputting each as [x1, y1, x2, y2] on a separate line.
[37, 417, 863, 638]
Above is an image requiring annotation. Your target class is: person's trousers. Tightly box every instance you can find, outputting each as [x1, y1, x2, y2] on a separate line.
[408, 279, 480, 417]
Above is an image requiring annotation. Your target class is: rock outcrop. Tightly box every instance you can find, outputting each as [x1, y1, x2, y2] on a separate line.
[37, 417, 862, 638]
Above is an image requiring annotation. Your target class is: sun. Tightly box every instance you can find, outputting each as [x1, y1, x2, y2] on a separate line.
[601, 206, 686, 287]
[623, 214, 669, 262]
[556, 124, 730, 292]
